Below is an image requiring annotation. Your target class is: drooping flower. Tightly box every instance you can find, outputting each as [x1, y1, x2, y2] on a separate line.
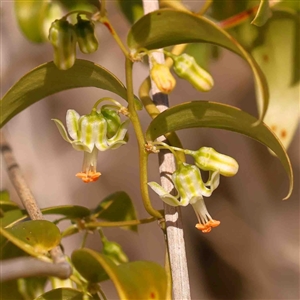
[148, 163, 221, 233]
[52, 107, 129, 183]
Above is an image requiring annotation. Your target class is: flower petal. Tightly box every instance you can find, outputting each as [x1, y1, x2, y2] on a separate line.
[52, 119, 72, 143]
[107, 119, 130, 149]
[78, 116, 95, 152]
[66, 109, 80, 140]
[148, 182, 184, 206]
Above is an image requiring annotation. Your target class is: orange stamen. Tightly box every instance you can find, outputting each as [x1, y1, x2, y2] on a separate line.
[76, 171, 101, 183]
[195, 219, 220, 233]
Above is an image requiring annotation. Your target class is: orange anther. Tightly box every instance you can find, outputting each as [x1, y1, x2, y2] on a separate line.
[76, 171, 101, 183]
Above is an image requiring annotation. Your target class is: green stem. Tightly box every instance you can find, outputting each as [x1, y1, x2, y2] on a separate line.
[196, 0, 213, 16]
[80, 231, 89, 248]
[98, 16, 129, 57]
[125, 58, 163, 219]
[100, 0, 106, 17]
[93, 97, 122, 110]
[98, 287, 108, 300]
[86, 216, 157, 229]
[63, 10, 93, 20]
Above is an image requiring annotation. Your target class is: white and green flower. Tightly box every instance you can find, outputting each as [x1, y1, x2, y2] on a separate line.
[52, 108, 129, 183]
[148, 163, 221, 233]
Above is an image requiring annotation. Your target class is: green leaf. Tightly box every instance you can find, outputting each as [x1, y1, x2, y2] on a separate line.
[0, 190, 20, 212]
[1, 205, 91, 228]
[117, 0, 144, 24]
[0, 209, 25, 228]
[14, 1, 62, 43]
[252, 10, 300, 149]
[72, 249, 168, 299]
[0, 280, 24, 299]
[127, 9, 269, 121]
[251, 0, 272, 27]
[93, 191, 138, 232]
[146, 101, 293, 200]
[18, 277, 48, 299]
[0, 220, 61, 257]
[1, 59, 142, 128]
[35, 288, 94, 300]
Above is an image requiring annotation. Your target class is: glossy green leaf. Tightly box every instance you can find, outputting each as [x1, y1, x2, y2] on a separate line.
[14, 1, 62, 43]
[1, 205, 91, 228]
[0, 220, 61, 256]
[252, 11, 300, 149]
[251, 0, 272, 26]
[93, 191, 138, 232]
[72, 249, 168, 299]
[1, 59, 142, 127]
[0, 209, 25, 228]
[35, 288, 94, 300]
[117, 0, 144, 24]
[127, 9, 269, 121]
[0, 190, 20, 212]
[146, 101, 293, 199]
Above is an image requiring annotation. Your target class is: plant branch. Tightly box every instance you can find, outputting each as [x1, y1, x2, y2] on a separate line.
[1, 257, 71, 282]
[142, 2, 191, 299]
[0, 130, 71, 278]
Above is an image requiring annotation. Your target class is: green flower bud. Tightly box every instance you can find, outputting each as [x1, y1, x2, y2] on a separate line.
[172, 53, 213, 92]
[102, 239, 128, 265]
[75, 17, 98, 54]
[150, 63, 176, 94]
[101, 107, 129, 142]
[191, 147, 239, 177]
[48, 19, 77, 70]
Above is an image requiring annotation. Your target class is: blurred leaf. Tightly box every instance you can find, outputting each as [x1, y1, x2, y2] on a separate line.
[274, 0, 300, 11]
[0, 220, 61, 256]
[252, 10, 300, 149]
[14, 1, 62, 43]
[0, 280, 24, 299]
[251, 0, 272, 26]
[101, 239, 129, 265]
[18, 277, 47, 300]
[72, 249, 109, 283]
[72, 249, 168, 299]
[93, 191, 138, 232]
[0, 190, 20, 212]
[1, 59, 142, 128]
[211, 0, 248, 20]
[127, 9, 269, 121]
[0, 209, 25, 228]
[35, 288, 94, 300]
[58, 0, 100, 10]
[117, 0, 144, 24]
[146, 101, 293, 200]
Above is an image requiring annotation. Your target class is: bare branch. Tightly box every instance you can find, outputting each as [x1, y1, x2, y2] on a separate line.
[142, 2, 191, 299]
[1, 257, 71, 282]
[0, 130, 71, 278]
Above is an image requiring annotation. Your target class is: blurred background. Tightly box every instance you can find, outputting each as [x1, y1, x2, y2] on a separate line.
[1, 1, 299, 299]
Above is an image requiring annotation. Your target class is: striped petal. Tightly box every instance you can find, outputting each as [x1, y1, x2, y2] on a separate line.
[78, 116, 95, 153]
[52, 119, 72, 143]
[148, 182, 182, 207]
[66, 109, 80, 140]
[93, 116, 109, 151]
[107, 119, 130, 149]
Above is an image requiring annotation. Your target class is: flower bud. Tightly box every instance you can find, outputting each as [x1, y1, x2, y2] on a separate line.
[150, 63, 176, 94]
[101, 107, 129, 142]
[191, 147, 239, 177]
[48, 19, 77, 70]
[102, 239, 128, 265]
[75, 17, 98, 54]
[172, 53, 213, 92]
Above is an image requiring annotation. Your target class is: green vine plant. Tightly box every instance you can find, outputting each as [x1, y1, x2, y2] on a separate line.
[0, 0, 298, 299]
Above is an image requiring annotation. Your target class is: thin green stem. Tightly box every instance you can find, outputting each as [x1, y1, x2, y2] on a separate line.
[93, 97, 122, 110]
[196, 0, 213, 16]
[80, 231, 89, 248]
[86, 216, 157, 229]
[125, 58, 163, 219]
[98, 287, 108, 300]
[100, 0, 106, 17]
[97, 16, 129, 57]
[63, 10, 93, 20]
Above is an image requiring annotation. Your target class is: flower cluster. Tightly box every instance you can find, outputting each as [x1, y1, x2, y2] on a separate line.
[150, 52, 214, 94]
[48, 16, 98, 70]
[148, 146, 238, 233]
[52, 99, 129, 183]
